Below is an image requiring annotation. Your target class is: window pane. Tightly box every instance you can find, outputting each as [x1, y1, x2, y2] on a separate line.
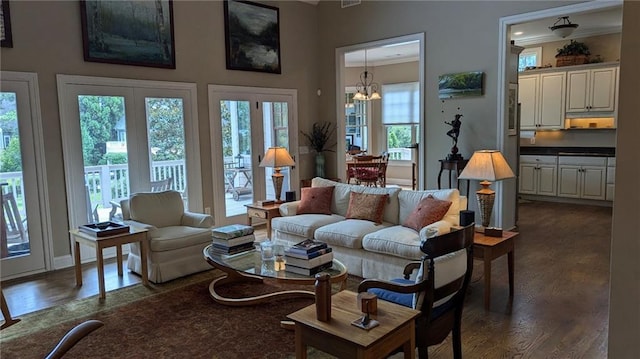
[386, 125, 414, 160]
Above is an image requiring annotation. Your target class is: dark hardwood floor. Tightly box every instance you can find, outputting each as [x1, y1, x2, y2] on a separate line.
[1, 201, 612, 357]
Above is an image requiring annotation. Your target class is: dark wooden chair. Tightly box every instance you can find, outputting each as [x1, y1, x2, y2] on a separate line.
[358, 223, 475, 359]
[44, 320, 104, 359]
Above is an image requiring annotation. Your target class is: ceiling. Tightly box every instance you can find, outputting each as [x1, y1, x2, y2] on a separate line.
[344, 4, 622, 67]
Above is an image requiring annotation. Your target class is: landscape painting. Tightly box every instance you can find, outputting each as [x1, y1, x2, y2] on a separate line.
[438, 71, 484, 99]
[80, 0, 176, 69]
[224, 0, 281, 74]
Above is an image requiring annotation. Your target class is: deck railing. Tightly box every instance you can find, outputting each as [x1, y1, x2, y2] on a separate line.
[1, 160, 187, 216]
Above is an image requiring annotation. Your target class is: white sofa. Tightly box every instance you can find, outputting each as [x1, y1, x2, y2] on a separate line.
[122, 190, 214, 283]
[272, 178, 466, 280]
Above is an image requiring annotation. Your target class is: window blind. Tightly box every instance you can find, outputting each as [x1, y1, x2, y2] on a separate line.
[382, 82, 419, 124]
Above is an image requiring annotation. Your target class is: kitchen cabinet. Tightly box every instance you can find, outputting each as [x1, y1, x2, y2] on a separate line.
[566, 66, 617, 113]
[519, 155, 557, 196]
[557, 156, 607, 200]
[519, 72, 565, 130]
[606, 157, 615, 201]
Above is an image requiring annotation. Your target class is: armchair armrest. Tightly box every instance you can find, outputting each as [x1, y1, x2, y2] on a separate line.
[419, 220, 454, 241]
[123, 220, 157, 231]
[181, 212, 214, 228]
[403, 261, 422, 279]
[278, 201, 300, 216]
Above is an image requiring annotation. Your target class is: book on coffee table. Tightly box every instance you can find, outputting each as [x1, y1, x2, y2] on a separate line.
[286, 239, 327, 255]
[285, 261, 333, 276]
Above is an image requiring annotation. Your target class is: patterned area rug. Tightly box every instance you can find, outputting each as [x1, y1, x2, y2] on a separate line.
[0, 270, 366, 358]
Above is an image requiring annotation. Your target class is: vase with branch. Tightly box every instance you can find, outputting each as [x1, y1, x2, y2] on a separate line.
[301, 122, 335, 178]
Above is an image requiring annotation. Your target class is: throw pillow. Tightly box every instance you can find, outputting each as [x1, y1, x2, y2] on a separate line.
[402, 194, 452, 232]
[297, 186, 335, 215]
[345, 192, 389, 224]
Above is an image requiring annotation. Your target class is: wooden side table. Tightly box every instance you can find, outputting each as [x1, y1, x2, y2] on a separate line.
[287, 290, 420, 359]
[245, 202, 281, 239]
[70, 227, 149, 300]
[473, 230, 518, 310]
[438, 159, 470, 198]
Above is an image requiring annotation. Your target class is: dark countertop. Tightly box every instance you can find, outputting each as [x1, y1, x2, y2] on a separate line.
[520, 146, 615, 157]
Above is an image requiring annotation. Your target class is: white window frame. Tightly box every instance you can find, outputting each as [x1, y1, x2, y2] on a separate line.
[519, 47, 542, 72]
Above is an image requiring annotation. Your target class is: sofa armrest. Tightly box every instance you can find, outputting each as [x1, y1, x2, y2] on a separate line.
[124, 220, 157, 231]
[278, 201, 300, 216]
[419, 220, 454, 240]
[181, 212, 214, 228]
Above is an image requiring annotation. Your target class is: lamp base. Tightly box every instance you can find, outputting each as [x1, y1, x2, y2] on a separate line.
[272, 171, 284, 203]
[476, 189, 495, 228]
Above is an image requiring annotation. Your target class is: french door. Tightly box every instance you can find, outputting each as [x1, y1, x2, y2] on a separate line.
[209, 85, 298, 227]
[57, 75, 201, 261]
[1, 72, 49, 279]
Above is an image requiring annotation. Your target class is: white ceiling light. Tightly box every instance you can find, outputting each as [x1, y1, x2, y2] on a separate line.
[549, 16, 579, 38]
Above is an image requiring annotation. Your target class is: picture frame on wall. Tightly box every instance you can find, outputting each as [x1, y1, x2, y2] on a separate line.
[1, 0, 13, 48]
[438, 71, 484, 99]
[224, 0, 281, 74]
[508, 83, 518, 135]
[80, 0, 176, 69]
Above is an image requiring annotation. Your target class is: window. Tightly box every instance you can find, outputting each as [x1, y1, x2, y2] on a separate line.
[518, 47, 542, 72]
[344, 92, 368, 151]
[382, 82, 419, 161]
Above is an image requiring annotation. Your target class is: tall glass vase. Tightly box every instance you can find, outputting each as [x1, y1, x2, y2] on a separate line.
[315, 153, 326, 178]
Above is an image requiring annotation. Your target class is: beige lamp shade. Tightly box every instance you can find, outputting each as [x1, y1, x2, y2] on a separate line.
[458, 150, 515, 183]
[259, 147, 295, 169]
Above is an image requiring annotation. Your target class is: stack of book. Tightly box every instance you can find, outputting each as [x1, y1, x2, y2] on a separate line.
[211, 224, 255, 255]
[284, 239, 333, 275]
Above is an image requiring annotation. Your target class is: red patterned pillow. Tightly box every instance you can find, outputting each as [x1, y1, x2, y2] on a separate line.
[402, 195, 452, 231]
[297, 186, 335, 215]
[345, 192, 389, 224]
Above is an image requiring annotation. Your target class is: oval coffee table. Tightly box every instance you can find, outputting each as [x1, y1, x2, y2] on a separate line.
[203, 244, 348, 307]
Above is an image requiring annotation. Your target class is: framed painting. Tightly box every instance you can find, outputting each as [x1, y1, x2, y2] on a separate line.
[438, 71, 484, 99]
[80, 0, 176, 69]
[224, 0, 281, 74]
[508, 83, 518, 135]
[1, 0, 13, 48]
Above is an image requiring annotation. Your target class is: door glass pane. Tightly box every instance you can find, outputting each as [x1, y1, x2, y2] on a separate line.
[145, 97, 186, 206]
[221, 100, 253, 217]
[0, 92, 30, 258]
[262, 101, 291, 199]
[78, 95, 128, 223]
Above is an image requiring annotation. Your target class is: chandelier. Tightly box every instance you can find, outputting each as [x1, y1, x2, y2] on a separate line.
[549, 16, 579, 38]
[353, 48, 381, 101]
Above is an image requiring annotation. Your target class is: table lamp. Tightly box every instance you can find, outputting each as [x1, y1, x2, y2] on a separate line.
[259, 147, 295, 203]
[458, 150, 515, 230]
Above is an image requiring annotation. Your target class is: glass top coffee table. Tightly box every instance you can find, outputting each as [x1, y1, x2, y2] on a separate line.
[203, 244, 348, 306]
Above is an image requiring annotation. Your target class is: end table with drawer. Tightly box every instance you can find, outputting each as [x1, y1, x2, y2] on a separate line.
[245, 202, 281, 238]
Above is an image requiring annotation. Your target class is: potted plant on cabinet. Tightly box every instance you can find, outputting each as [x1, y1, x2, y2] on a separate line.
[555, 40, 591, 67]
[301, 122, 335, 178]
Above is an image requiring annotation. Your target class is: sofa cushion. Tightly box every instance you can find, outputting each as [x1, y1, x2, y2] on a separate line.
[310, 177, 401, 224]
[402, 195, 452, 232]
[148, 226, 211, 252]
[362, 225, 423, 260]
[297, 186, 334, 215]
[346, 192, 389, 224]
[129, 190, 185, 228]
[398, 189, 460, 225]
[272, 214, 344, 239]
[315, 219, 392, 249]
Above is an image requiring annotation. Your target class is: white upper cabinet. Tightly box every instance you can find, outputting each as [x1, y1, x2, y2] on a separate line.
[566, 66, 617, 113]
[519, 72, 565, 130]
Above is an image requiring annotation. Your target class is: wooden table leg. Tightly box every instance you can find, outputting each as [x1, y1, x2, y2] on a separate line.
[483, 248, 492, 311]
[96, 245, 105, 301]
[0, 289, 20, 330]
[508, 249, 515, 299]
[139, 236, 149, 286]
[116, 245, 123, 276]
[74, 240, 82, 287]
[295, 326, 307, 359]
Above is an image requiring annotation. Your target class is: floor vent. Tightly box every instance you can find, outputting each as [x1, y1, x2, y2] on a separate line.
[341, 0, 361, 8]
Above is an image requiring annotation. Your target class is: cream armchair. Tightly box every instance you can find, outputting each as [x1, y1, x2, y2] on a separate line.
[122, 190, 213, 283]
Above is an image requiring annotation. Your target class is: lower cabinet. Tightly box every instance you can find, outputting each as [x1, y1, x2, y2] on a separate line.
[519, 155, 557, 196]
[557, 156, 607, 200]
[606, 157, 616, 201]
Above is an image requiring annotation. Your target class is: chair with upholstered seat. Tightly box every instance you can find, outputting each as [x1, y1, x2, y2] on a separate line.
[358, 223, 475, 359]
[122, 190, 213, 283]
